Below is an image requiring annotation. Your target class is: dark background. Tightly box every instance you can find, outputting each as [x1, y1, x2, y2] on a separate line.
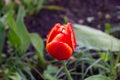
[25, 0, 120, 38]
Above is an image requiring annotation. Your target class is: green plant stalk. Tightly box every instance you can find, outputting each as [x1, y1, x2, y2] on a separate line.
[37, 51, 46, 68]
[62, 60, 73, 80]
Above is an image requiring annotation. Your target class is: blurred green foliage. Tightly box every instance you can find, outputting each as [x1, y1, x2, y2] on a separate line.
[0, 0, 44, 15]
[0, 0, 46, 80]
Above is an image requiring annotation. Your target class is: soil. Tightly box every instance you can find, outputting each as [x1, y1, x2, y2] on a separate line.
[25, 0, 120, 38]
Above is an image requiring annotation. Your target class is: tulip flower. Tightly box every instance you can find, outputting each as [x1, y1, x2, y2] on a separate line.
[46, 23, 76, 60]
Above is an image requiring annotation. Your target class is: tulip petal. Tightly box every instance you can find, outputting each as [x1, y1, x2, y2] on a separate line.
[52, 30, 72, 50]
[46, 41, 73, 60]
[66, 23, 76, 50]
[46, 23, 63, 44]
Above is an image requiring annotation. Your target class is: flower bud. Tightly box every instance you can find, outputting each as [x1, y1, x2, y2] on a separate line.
[46, 23, 76, 60]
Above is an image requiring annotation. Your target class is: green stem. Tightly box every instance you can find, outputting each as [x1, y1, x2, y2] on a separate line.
[62, 60, 73, 80]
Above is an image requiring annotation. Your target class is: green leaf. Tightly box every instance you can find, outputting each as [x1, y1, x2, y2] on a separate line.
[110, 24, 120, 39]
[8, 29, 21, 47]
[23, 67, 35, 80]
[0, 13, 8, 26]
[100, 53, 109, 61]
[84, 58, 102, 76]
[36, 0, 44, 11]
[43, 70, 58, 80]
[9, 72, 22, 80]
[43, 65, 58, 80]
[7, 10, 21, 48]
[43, 5, 64, 11]
[73, 24, 120, 51]
[84, 75, 110, 80]
[0, 21, 5, 53]
[16, 6, 30, 52]
[30, 33, 46, 67]
[7, 7, 30, 52]
[0, 0, 4, 11]
[7, 10, 17, 30]
[105, 23, 111, 34]
[47, 65, 59, 74]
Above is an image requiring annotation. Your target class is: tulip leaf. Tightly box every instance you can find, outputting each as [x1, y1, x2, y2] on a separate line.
[8, 29, 21, 48]
[30, 33, 46, 67]
[7, 6, 30, 52]
[7, 10, 21, 48]
[84, 75, 110, 80]
[16, 6, 30, 52]
[73, 24, 120, 51]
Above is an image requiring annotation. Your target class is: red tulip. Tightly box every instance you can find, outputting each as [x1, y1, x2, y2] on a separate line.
[46, 23, 76, 60]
